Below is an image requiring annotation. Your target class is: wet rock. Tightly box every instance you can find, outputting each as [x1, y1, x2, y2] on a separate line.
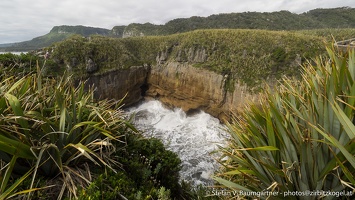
[192, 172, 202, 179]
[188, 159, 200, 167]
[83, 65, 150, 107]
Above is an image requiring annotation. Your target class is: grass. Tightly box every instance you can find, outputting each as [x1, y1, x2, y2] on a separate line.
[0, 63, 137, 199]
[0, 58, 208, 199]
[214, 46, 355, 199]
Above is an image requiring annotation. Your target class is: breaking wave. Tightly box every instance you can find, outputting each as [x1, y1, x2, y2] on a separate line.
[127, 100, 228, 186]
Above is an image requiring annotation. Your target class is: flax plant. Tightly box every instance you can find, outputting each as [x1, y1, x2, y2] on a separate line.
[0, 65, 136, 199]
[215, 47, 355, 199]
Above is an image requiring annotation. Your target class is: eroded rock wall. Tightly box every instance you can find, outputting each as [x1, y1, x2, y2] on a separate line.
[81, 46, 256, 120]
[146, 61, 256, 121]
[82, 51, 256, 121]
[83, 65, 150, 107]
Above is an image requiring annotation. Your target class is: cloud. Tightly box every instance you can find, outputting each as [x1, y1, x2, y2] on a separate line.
[1, 0, 355, 43]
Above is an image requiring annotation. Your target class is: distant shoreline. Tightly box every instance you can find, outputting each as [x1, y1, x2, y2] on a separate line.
[0, 51, 27, 55]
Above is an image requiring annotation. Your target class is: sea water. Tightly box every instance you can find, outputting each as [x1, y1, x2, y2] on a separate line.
[127, 100, 228, 186]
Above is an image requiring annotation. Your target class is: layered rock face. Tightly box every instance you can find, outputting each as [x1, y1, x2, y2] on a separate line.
[144, 45, 257, 121]
[146, 62, 256, 121]
[83, 65, 150, 107]
[82, 61, 255, 121]
[82, 50, 256, 121]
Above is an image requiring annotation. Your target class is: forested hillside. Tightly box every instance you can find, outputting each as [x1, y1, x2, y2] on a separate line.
[2, 26, 110, 51]
[117, 7, 355, 37]
[2, 7, 355, 51]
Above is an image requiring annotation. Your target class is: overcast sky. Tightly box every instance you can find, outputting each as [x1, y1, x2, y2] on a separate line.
[0, 0, 354, 44]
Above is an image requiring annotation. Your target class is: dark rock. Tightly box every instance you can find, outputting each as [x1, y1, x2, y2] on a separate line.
[156, 50, 168, 64]
[187, 47, 207, 63]
[83, 65, 150, 107]
[175, 50, 187, 62]
[71, 57, 78, 67]
[86, 58, 98, 73]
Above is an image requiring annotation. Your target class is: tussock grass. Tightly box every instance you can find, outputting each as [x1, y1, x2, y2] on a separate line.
[0, 64, 136, 199]
[214, 46, 355, 199]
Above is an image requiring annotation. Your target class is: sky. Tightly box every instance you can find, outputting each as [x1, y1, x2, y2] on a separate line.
[1, 0, 355, 44]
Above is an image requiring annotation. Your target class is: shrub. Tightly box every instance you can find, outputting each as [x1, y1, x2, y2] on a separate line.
[215, 47, 355, 199]
[0, 65, 136, 199]
[0, 52, 40, 78]
[49, 29, 325, 92]
[77, 134, 224, 200]
[77, 135, 183, 200]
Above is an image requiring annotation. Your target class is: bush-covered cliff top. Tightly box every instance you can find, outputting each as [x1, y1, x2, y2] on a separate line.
[47, 28, 355, 90]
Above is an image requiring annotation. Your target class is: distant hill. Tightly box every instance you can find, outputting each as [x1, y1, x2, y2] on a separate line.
[302, 7, 355, 28]
[1, 25, 110, 51]
[120, 7, 355, 36]
[2, 7, 355, 51]
[0, 43, 14, 48]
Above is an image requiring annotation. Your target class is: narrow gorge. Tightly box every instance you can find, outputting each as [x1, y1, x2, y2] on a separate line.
[76, 37, 261, 120]
[83, 59, 256, 122]
[40, 28, 328, 187]
[76, 47, 251, 185]
[50, 29, 324, 121]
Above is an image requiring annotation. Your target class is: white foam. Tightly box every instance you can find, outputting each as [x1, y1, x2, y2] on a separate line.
[127, 100, 228, 186]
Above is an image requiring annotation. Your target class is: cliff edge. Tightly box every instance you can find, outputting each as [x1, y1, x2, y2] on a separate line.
[46, 29, 327, 120]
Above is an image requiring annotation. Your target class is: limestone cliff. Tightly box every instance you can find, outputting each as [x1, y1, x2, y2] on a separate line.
[80, 60, 255, 121]
[82, 65, 150, 107]
[146, 61, 256, 121]
[145, 40, 257, 121]
[49, 29, 325, 121]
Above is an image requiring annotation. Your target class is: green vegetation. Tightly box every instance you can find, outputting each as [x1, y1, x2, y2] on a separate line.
[122, 23, 165, 37]
[78, 136, 185, 199]
[2, 8, 355, 198]
[2, 26, 110, 52]
[3, 33, 74, 52]
[50, 25, 110, 37]
[0, 52, 42, 78]
[48, 29, 327, 91]
[0, 62, 194, 199]
[0, 54, 215, 199]
[109, 7, 355, 38]
[295, 28, 355, 42]
[214, 47, 355, 199]
[0, 65, 136, 198]
[0, 52, 39, 67]
[48, 34, 162, 78]
[3, 7, 355, 51]
[303, 7, 355, 28]
[125, 7, 355, 36]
